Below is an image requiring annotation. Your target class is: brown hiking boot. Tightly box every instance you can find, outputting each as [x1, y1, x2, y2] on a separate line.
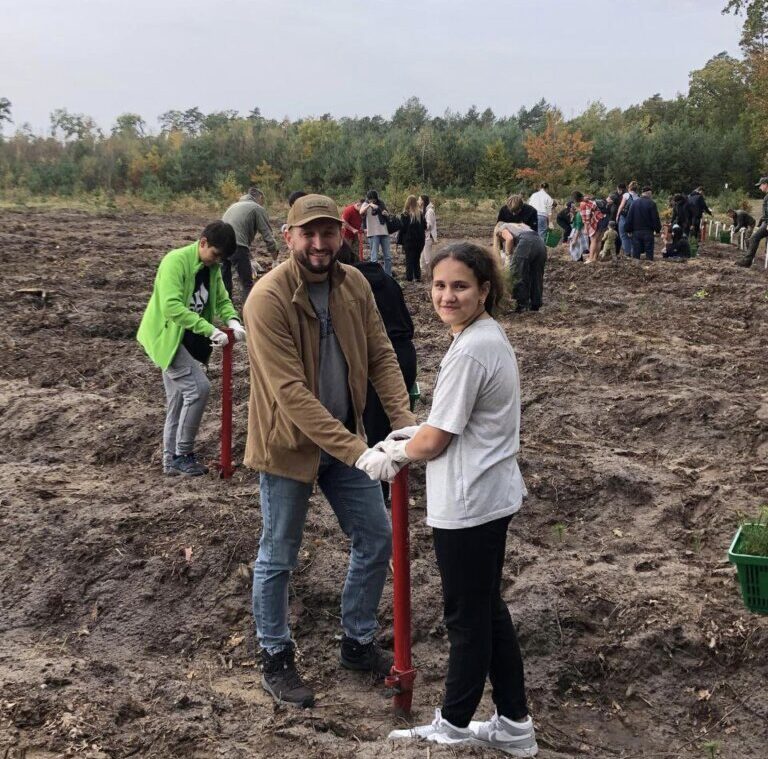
[261, 644, 314, 708]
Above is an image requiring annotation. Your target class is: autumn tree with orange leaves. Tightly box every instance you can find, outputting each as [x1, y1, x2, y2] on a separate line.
[517, 113, 593, 194]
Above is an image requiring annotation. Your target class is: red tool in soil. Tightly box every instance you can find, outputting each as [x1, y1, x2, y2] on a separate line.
[217, 327, 235, 479]
[358, 233, 364, 262]
[385, 467, 417, 715]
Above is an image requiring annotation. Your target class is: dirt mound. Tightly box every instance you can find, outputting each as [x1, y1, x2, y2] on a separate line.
[1, 209, 767, 758]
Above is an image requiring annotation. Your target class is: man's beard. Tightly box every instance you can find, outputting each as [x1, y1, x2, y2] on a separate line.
[295, 247, 339, 274]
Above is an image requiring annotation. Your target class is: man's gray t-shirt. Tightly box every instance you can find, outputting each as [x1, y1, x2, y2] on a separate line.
[307, 280, 351, 434]
[426, 318, 527, 529]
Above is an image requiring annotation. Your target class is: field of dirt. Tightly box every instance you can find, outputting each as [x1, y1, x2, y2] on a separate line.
[2, 206, 767, 759]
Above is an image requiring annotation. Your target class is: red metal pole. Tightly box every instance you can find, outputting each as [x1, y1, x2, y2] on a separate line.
[700, 220, 707, 243]
[358, 233, 364, 261]
[218, 327, 235, 479]
[386, 467, 417, 715]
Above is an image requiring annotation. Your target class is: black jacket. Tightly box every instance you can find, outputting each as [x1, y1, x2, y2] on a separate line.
[671, 198, 691, 229]
[733, 210, 756, 231]
[687, 191, 711, 218]
[354, 262, 414, 343]
[397, 213, 426, 251]
[498, 203, 538, 231]
[625, 196, 661, 234]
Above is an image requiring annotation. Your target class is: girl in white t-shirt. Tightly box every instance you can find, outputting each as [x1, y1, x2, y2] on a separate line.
[386, 242, 537, 755]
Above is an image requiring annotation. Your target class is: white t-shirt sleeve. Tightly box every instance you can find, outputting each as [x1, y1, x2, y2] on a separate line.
[427, 351, 486, 435]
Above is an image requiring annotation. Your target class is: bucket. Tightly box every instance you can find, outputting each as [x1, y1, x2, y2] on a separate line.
[545, 229, 562, 248]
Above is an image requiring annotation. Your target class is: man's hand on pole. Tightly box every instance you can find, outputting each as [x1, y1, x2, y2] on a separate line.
[355, 448, 403, 482]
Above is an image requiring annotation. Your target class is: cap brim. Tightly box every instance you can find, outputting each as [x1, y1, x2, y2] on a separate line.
[288, 213, 342, 228]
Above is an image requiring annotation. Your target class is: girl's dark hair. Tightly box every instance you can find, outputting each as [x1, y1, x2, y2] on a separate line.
[420, 194, 430, 208]
[429, 242, 505, 317]
[571, 190, 584, 202]
[366, 189, 379, 202]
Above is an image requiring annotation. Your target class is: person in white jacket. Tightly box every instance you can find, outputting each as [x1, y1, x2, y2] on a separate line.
[527, 183, 554, 241]
[419, 195, 438, 271]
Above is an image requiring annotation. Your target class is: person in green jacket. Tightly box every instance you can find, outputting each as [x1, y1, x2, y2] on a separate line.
[137, 221, 246, 476]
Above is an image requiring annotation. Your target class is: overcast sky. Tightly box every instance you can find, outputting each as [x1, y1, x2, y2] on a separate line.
[2, 0, 744, 134]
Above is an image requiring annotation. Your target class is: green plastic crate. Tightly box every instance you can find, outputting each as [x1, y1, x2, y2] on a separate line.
[728, 525, 768, 615]
[408, 382, 421, 412]
[545, 229, 562, 248]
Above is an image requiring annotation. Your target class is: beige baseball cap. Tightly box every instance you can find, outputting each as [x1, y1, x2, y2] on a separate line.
[286, 194, 342, 228]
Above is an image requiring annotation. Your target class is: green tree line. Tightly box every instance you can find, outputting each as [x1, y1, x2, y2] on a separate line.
[1, 3, 765, 205]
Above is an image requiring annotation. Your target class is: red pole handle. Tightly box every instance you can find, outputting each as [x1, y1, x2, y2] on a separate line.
[219, 327, 235, 479]
[358, 233, 364, 261]
[386, 466, 416, 715]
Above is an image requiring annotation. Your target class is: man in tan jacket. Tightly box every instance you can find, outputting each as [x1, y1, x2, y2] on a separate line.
[243, 194, 416, 708]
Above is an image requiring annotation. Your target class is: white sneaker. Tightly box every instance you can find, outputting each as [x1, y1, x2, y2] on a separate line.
[388, 708, 474, 746]
[468, 712, 538, 757]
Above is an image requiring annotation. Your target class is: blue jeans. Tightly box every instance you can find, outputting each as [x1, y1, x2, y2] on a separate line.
[632, 229, 655, 260]
[537, 214, 548, 241]
[252, 457, 392, 654]
[368, 234, 392, 275]
[618, 216, 632, 257]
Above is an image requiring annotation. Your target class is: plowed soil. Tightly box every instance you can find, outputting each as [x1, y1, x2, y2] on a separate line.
[1, 207, 767, 759]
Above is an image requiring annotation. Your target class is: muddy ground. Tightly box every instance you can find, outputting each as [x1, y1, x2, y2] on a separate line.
[1, 207, 767, 759]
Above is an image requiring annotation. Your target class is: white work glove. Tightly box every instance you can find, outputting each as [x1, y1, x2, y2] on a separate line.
[385, 425, 421, 442]
[227, 319, 247, 342]
[355, 448, 403, 482]
[374, 439, 412, 469]
[210, 328, 230, 348]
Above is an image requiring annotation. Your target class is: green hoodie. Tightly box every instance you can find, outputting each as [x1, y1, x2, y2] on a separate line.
[137, 241, 239, 370]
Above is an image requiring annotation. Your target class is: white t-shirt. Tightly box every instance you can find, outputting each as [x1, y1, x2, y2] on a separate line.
[425, 318, 527, 529]
[528, 189, 553, 216]
[363, 205, 388, 237]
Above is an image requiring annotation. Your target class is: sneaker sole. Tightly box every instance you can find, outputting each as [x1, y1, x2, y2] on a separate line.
[469, 737, 539, 757]
[261, 675, 315, 708]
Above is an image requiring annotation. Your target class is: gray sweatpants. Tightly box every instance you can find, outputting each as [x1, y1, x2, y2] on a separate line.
[162, 345, 210, 465]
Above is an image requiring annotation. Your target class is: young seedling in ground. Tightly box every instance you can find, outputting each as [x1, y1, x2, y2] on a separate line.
[702, 739, 720, 759]
[692, 531, 702, 554]
[552, 523, 566, 543]
[693, 288, 709, 299]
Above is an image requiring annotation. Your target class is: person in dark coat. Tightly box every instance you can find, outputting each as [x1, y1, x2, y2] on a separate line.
[663, 224, 691, 259]
[671, 194, 691, 235]
[687, 187, 712, 239]
[728, 208, 756, 237]
[397, 194, 427, 281]
[497, 193, 539, 232]
[336, 243, 417, 498]
[737, 177, 768, 267]
[625, 187, 662, 261]
[501, 223, 547, 312]
[556, 201, 574, 243]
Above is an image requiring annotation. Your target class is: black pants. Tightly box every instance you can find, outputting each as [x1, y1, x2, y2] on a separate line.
[433, 515, 529, 728]
[221, 245, 254, 303]
[631, 229, 655, 260]
[511, 234, 547, 311]
[690, 215, 702, 240]
[404, 244, 421, 281]
[362, 338, 417, 500]
[745, 223, 768, 265]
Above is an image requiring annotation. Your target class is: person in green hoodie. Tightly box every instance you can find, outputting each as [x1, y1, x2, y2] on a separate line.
[137, 221, 245, 476]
